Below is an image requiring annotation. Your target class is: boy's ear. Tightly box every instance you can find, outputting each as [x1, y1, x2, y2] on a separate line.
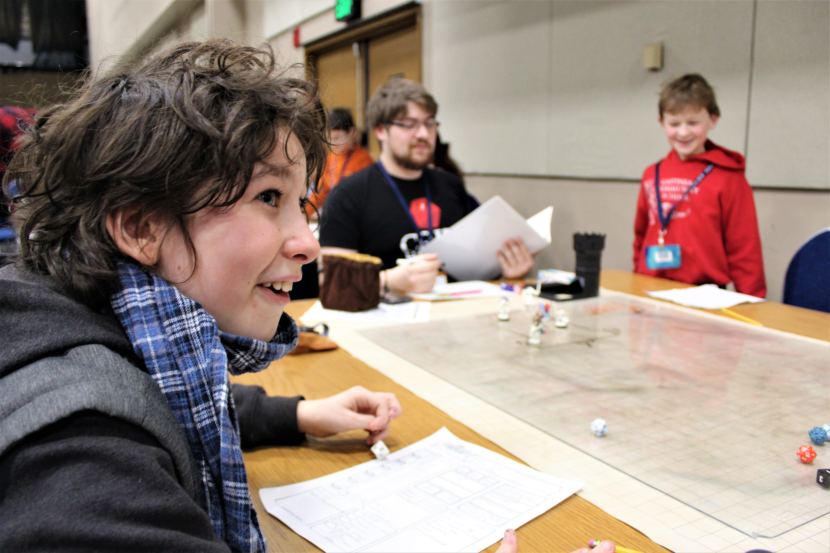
[106, 209, 166, 266]
[710, 114, 720, 128]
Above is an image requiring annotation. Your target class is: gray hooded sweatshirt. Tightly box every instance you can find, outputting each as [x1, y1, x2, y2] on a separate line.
[0, 264, 304, 551]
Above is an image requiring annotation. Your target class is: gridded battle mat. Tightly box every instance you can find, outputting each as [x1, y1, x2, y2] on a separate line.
[360, 295, 829, 539]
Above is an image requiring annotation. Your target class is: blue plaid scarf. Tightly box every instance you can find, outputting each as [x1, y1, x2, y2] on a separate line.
[110, 261, 298, 553]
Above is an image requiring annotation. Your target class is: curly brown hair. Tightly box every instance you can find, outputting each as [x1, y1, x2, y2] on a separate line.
[4, 39, 327, 309]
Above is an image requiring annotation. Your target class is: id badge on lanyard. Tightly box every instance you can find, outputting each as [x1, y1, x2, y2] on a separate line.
[645, 161, 712, 270]
[646, 230, 682, 270]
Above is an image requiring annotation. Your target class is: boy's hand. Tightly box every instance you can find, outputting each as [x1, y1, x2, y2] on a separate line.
[494, 532, 618, 553]
[296, 386, 402, 444]
[495, 529, 518, 553]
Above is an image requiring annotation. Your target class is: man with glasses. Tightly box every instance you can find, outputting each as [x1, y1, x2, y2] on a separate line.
[320, 78, 533, 296]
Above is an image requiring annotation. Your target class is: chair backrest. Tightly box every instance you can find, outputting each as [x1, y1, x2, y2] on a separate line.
[783, 228, 830, 313]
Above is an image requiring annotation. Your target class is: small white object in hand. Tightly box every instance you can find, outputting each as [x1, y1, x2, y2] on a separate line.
[554, 308, 569, 328]
[371, 440, 390, 460]
[591, 418, 608, 438]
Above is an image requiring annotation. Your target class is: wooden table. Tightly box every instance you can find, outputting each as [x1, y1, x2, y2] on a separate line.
[601, 270, 829, 342]
[233, 271, 829, 552]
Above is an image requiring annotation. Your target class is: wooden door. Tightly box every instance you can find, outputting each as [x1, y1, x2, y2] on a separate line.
[366, 25, 421, 157]
[314, 42, 359, 118]
[306, 6, 421, 156]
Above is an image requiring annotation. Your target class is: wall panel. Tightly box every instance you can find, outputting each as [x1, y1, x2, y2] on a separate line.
[548, 0, 752, 179]
[427, 0, 828, 189]
[747, 0, 829, 188]
[430, 1, 551, 175]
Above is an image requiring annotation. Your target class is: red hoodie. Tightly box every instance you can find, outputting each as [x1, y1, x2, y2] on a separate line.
[632, 140, 766, 297]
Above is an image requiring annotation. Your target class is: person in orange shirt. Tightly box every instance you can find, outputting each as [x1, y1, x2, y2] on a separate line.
[306, 107, 372, 219]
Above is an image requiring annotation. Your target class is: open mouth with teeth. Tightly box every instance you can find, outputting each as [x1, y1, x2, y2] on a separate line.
[261, 281, 293, 295]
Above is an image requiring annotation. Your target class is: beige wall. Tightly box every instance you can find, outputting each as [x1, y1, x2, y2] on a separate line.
[87, 0, 185, 70]
[86, 0, 413, 66]
[428, 0, 829, 189]
[87, 0, 250, 72]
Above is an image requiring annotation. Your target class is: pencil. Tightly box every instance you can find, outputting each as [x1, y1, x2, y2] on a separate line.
[611, 546, 643, 553]
[719, 307, 763, 326]
[589, 539, 644, 553]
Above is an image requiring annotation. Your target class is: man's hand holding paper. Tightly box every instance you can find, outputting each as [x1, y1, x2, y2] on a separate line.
[421, 195, 553, 281]
[497, 237, 535, 279]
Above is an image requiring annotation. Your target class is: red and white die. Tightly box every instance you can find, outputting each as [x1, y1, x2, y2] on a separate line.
[797, 445, 817, 464]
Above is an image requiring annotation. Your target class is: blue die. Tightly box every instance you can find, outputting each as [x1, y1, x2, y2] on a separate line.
[808, 426, 828, 446]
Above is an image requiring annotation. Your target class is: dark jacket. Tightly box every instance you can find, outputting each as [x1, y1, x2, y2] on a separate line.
[0, 264, 303, 551]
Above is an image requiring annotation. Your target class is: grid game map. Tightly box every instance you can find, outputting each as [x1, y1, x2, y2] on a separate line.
[357, 294, 829, 549]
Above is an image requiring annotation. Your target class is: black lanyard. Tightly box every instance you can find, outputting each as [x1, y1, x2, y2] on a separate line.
[376, 162, 434, 239]
[655, 161, 713, 238]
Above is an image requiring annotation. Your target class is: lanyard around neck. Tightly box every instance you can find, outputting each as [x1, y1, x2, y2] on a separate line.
[654, 161, 714, 233]
[376, 161, 434, 239]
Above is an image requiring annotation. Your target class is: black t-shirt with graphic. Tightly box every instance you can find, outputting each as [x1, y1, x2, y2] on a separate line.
[320, 164, 473, 270]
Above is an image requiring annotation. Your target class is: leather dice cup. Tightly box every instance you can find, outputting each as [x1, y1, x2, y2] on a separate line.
[320, 253, 382, 312]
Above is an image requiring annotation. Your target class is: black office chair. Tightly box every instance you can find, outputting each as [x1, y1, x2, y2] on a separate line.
[782, 228, 830, 313]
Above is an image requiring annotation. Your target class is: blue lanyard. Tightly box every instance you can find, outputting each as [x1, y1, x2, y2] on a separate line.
[376, 162, 434, 239]
[654, 161, 713, 233]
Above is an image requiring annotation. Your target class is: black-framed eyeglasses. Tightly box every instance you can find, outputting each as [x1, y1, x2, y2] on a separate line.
[388, 118, 440, 132]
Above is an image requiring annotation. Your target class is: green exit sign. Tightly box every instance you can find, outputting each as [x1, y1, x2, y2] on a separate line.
[335, 0, 360, 22]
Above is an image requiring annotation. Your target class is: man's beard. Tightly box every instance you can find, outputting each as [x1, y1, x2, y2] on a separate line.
[392, 143, 433, 171]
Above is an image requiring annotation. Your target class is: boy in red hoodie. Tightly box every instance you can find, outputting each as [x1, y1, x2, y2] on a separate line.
[632, 74, 766, 297]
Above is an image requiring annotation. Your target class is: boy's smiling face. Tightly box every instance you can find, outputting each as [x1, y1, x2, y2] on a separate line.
[660, 105, 719, 160]
[156, 132, 319, 341]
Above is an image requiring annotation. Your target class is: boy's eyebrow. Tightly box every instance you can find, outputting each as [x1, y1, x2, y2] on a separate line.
[252, 162, 294, 179]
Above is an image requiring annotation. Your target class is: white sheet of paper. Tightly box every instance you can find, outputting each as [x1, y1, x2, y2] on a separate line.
[260, 428, 581, 553]
[647, 284, 765, 309]
[409, 280, 504, 302]
[526, 206, 553, 243]
[420, 196, 552, 281]
[301, 300, 431, 326]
